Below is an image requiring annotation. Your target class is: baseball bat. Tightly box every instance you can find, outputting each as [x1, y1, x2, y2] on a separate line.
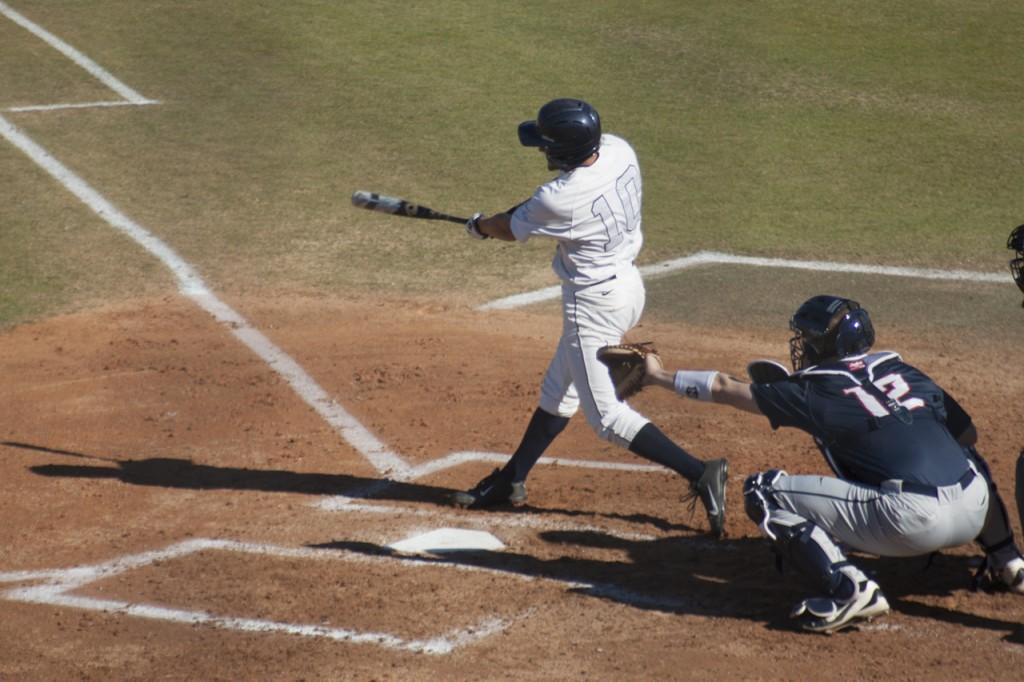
[351, 190, 468, 224]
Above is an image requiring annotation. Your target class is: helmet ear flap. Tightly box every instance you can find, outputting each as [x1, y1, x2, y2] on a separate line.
[834, 307, 875, 358]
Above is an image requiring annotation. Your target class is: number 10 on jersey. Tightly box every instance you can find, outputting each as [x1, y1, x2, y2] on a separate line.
[591, 165, 641, 251]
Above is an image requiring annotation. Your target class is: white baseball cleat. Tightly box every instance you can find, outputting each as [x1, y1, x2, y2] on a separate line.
[790, 579, 890, 634]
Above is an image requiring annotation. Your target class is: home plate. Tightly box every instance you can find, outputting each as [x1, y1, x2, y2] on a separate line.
[387, 528, 505, 554]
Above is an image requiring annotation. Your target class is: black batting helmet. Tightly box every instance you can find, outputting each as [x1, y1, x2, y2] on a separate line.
[1008, 224, 1024, 303]
[518, 99, 602, 171]
[788, 295, 875, 371]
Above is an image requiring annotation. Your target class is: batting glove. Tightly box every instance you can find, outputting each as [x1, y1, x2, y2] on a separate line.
[466, 212, 489, 240]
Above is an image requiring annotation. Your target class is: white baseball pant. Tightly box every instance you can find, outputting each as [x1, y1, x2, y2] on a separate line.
[538, 265, 650, 448]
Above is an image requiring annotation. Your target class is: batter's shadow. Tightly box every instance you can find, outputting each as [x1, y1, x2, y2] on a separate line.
[8, 440, 458, 505]
[9, 440, 700, 531]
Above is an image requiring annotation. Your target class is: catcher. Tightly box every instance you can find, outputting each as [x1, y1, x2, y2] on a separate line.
[607, 294, 996, 633]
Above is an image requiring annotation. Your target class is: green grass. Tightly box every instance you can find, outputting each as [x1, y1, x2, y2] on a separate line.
[0, 141, 170, 324]
[643, 263, 1021, 346]
[1, 0, 1022, 327]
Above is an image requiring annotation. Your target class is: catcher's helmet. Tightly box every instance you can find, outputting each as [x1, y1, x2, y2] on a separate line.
[1009, 224, 1024, 301]
[788, 295, 875, 371]
[518, 98, 602, 171]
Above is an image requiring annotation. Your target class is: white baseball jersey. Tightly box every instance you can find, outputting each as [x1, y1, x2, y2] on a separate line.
[510, 134, 643, 286]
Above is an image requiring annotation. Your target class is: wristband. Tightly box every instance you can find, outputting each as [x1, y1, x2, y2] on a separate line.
[673, 370, 718, 401]
[466, 212, 489, 240]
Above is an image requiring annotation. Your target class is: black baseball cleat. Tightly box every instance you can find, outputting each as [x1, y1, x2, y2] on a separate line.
[996, 557, 1024, 594]
[690, 458, 728, 539]
[451, 469, 527, 509]
[974, 555, 1024, 594]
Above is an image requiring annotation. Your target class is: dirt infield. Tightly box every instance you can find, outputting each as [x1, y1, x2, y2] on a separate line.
[1, 294, 1022, 680]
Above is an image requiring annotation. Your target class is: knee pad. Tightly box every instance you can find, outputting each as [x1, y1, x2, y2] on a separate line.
[743, 469, 788, 529]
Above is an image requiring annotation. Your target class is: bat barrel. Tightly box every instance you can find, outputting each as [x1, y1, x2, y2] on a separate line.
[351, 190, 468, 223]
[351, 190, 398, 211]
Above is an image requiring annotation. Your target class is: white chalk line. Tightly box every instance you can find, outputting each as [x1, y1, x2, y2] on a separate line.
[0, 538, 689, 652]
[0, 539, 514, 654]
[406, 450, 663, 480]
[318, 497, 660, 543]
[0, 1, 158, 106]
[5, 100, 158, 113]
[478, 250, 1008, 310]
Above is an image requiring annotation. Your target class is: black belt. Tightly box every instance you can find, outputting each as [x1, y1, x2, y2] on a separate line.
[900, 468, 976, 498]
[586, 262, 635, 288]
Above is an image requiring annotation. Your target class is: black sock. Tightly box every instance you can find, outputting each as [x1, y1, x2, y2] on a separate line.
[628, 423, 704, 482]
[501, 407, 571, 483]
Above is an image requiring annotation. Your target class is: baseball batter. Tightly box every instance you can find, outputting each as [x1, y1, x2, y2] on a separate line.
[644, 295, 991, 633]
[452, 98, 728, 537]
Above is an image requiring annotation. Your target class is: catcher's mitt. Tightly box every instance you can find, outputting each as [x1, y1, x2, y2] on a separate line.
[597, 342, 659, 401]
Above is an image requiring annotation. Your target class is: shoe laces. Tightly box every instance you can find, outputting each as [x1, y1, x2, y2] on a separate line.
[681, 482, 707, 524]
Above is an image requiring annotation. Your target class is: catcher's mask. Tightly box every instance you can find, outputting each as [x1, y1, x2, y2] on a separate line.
[1009, 224, 1024, 306]
[788, 295, 875, 371]
[518, 98, 602, 172]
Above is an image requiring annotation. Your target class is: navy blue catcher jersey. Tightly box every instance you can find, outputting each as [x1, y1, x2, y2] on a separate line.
[750, 351, 970, 487]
